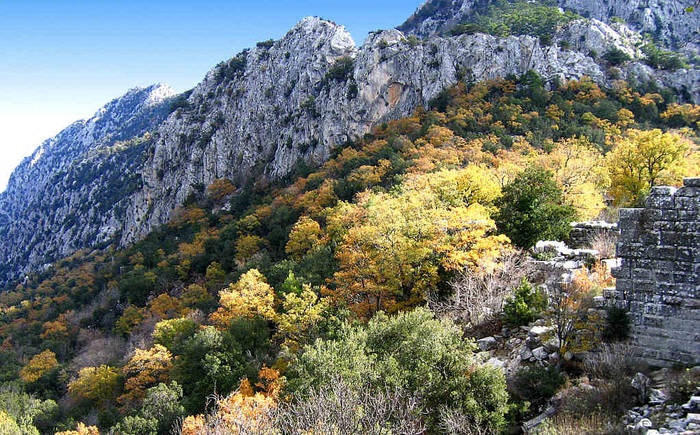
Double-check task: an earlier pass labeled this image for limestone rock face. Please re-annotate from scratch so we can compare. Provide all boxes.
[0,84,175,282]
[1,7,699,285]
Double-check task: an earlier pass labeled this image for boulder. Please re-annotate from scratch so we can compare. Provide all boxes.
[477,336,498,352]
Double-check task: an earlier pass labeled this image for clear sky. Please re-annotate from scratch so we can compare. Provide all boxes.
[0,0,422,191]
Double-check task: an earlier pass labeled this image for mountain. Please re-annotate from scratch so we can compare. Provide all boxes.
[1,3,699,286]
[0,84,175,282]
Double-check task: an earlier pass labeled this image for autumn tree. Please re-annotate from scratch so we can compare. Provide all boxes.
[118,344,174,408]
[55,423,100,435]
[210,269,275,327]
[19,350,58,383]
[539,137,609,219]
[332,172,509,317]
[607,129,694,206]
[206,178,236,202]
[149,294,184,320]
[68,365,122,409]
[285,216,324,261]
[275,285,328,349]
[114,305,146,336]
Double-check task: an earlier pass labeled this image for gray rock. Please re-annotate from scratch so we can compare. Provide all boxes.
[635,418,653,430]
[648,388,668,405]
[477,336,498,351]
[532,346,548,361]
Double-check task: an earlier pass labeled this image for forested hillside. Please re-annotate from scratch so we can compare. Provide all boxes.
[1,72,698,434]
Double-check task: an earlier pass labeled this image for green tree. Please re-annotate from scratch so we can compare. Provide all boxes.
[495,167,576,248]
[152,317,198,355]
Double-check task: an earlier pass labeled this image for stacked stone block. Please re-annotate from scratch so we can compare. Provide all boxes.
[607,178,699,367]
[566,221,619,249]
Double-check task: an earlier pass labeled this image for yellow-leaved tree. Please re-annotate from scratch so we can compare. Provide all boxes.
[275,285,328,349]
[332,168,510,318]
[19,349,58,383]
[68,365,122,410]
[54,423,100,435]
[118,344,173,408]
[285,216,324,261]
[540,137,609,219]
[210,269,275,327]
[607,129,695,206]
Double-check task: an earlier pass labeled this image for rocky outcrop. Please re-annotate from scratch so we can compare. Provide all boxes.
[0,85,174,282]
[400,0,700,54]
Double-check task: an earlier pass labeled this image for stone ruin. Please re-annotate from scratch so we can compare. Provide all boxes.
[606,178,699,367]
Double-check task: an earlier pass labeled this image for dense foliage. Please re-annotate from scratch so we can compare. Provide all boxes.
[450,0,579,44]
[0,71,698,433]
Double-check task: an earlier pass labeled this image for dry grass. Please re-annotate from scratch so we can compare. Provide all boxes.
[588,230,618,259]
[534,412,617,435]
[428,250,530,331]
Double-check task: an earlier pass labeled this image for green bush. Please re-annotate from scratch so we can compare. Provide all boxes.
[511,365,566,413]
[642,42,687,71]
[602,307,630,342]
[325,56,354,82]
[286,308,509,432]
[603,48,632,65]
[503,279,547,327]
[451,0,578,44]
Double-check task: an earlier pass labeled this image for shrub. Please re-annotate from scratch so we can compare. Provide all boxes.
[430,251,531,330]
[256,39,275,49]
[588,230,617,260]
[325,56,354,82]
[286,308,509,431]
[602,307,630,342]
[603,48,632,65]
[511,365,566,413]
[642,42,687,71]
[503,279,547,327]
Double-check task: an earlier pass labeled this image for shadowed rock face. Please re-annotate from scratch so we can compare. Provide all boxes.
[1,7,699,286]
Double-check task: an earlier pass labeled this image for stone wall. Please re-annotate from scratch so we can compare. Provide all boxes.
[566,221,619,249]
[606,178,699,367]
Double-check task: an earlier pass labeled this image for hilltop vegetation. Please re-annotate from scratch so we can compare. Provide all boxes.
[1,73,699,434]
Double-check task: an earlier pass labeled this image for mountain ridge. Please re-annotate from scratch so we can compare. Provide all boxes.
[1,5,699,287]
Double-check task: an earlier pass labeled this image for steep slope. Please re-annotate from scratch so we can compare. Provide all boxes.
[400,0,700,55]
[0,84,174,282]
[121,16,698,246]
[2,8,699,286]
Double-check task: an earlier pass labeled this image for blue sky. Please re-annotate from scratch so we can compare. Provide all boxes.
[0,0,422,191]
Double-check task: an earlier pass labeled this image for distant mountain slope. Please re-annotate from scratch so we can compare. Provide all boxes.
[0,84,174,282]
[2,3,699,286]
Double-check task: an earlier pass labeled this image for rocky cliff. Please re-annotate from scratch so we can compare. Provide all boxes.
[0,84,174,281]
[1,5,699,286]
